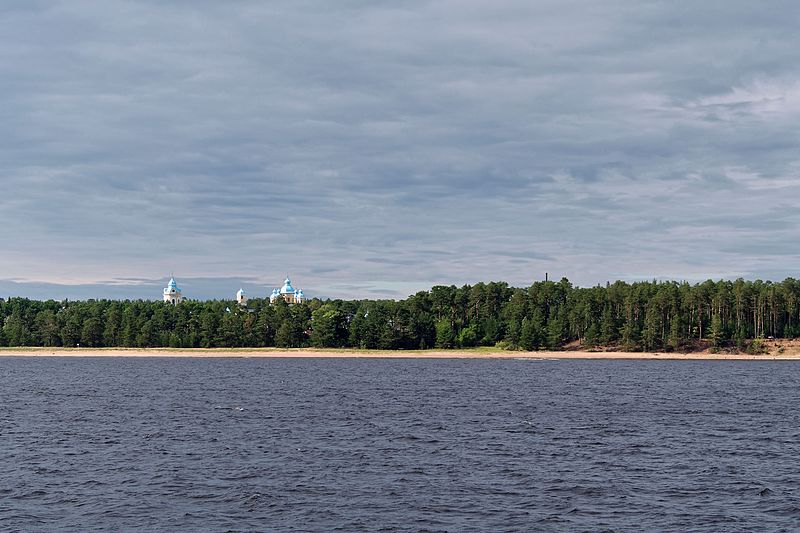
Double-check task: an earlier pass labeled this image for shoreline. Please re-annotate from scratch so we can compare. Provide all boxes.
[0,347,798,360]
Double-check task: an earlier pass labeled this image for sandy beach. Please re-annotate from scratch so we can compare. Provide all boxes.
[1,347,800,360]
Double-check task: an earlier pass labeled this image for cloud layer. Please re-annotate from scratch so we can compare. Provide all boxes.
[2,1,800,300]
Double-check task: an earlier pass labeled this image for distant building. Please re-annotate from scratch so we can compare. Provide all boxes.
[236,288,248,306]
[163,277,183,304]
[269,276,305,304]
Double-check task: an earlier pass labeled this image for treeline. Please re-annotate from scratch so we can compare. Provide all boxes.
[1,278,800,351]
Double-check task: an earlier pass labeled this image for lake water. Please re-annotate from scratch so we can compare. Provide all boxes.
[2,357,800,532]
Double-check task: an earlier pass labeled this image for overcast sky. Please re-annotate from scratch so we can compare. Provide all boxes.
[2,1,800,300]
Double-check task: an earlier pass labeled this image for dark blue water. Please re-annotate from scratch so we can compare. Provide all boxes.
[2,357,800,532]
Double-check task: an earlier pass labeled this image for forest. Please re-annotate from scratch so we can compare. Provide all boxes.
[1,278,799,352]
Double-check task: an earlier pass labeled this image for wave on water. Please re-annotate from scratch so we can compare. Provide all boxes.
[213,405,244,411]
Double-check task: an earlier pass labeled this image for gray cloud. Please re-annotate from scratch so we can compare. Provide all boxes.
[2,1,800,300]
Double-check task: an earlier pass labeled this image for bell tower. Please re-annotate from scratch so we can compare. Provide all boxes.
[163,277,183,304]
[236,288,248,306]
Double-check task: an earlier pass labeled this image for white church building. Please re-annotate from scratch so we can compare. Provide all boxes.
[236,288,248,306]
[270,276,305,304]
[163,277,183,304]
[162,275,304,305]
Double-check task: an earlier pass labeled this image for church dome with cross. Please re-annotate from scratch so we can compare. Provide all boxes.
[163,277,183,305]
[270,276,305,304]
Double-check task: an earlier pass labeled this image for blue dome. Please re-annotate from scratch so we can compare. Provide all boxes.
[166,277,180,292]
[280,277,295,294]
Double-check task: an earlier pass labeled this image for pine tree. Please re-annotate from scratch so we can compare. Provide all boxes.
[435,319,455,349]
[584,323,599,348]
[600,305,616,345]
[642,304,662,351]
[668,315,683,351]
[546,306,566,348]
[710,314,725,347]
[520,317,539,351]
